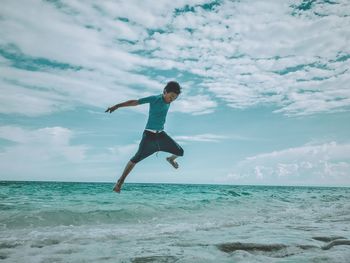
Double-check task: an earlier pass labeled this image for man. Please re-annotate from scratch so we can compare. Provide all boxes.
[105,81,184,193]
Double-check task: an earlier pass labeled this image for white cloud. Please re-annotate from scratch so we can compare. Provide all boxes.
[0,125,90,181]
[1,0,349,118]
[174,133,228,143]
[107,143,138,157]
[0,81,70,116]
[0,64,162,114]
[223,141,350,186]
[0,0,161,115]
[172,94,217,115]
[138,0,350,116]
[0,125,88,162]
[0,125,145,181]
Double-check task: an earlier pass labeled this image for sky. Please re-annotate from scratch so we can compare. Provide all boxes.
[0,0,350,186]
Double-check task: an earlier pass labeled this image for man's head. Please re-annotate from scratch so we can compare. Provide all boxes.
[163,81,181,103]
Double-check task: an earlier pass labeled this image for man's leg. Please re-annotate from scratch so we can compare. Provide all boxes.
[113,131,158,193]
[159,132,184,169]
[113,161,136,193]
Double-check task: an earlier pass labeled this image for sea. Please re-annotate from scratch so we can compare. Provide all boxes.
[0,181,350,263]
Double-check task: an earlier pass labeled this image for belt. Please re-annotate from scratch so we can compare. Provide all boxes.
[145,129,163,133]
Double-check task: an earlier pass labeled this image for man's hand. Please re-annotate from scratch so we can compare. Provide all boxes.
[105,105,118,113]
[105,100,138,113]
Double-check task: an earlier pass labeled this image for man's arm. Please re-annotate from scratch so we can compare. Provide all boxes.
[105,100,139,113]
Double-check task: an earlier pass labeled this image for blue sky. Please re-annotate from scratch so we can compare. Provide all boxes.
[1,0,350,186]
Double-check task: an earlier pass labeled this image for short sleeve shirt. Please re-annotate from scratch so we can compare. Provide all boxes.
[138,94,170,131]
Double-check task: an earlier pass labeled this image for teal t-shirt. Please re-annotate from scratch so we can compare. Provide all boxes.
[138,94,170,131]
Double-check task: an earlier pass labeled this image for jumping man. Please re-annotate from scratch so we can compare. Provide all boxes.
[105,81,184,193]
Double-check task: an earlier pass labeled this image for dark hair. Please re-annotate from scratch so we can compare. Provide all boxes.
[164,81,181,95]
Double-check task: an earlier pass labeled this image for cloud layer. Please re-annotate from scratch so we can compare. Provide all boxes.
[1,0,349,116]
[224,141,350,186]
[1,1,349,185]
[0,126,87,179]
[0,125,139,181]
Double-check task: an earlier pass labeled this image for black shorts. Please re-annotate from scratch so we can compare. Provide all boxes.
[130,130,184,164]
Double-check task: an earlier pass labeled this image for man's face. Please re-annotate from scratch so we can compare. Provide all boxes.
[163,91,178,103]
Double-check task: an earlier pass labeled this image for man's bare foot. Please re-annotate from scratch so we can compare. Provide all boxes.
[166,157,179,169]
[113,179,123,193]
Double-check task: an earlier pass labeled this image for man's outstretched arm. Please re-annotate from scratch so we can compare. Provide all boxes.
[105,100,139,113]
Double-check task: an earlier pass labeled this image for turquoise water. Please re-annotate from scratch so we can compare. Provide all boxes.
[1,181,350,262]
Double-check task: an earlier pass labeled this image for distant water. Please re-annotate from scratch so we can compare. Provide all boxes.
[1,181,350,263]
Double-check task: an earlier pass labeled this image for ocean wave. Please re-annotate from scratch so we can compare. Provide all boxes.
[131,255,178,263]
[217,237,350,258]
[321,239,350,250]
[1,208,160,228]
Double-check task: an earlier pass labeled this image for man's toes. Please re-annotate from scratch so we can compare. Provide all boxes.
[166,157,180,169]
[113,180,122,193]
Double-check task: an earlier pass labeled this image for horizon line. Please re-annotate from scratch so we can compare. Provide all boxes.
[1,180,349,188]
